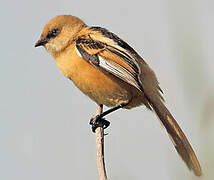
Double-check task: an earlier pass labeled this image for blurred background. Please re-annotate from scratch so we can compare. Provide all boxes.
[0,0,213,179]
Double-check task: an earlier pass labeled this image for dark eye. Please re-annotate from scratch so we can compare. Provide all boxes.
[46,28,59,39]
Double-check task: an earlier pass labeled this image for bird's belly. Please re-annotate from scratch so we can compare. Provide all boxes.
[56,54,132,107]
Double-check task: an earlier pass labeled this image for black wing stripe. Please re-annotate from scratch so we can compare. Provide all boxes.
[76,43,100,66]
[76,38,105,50]
[107,47,139,74]
[108,45,133,60]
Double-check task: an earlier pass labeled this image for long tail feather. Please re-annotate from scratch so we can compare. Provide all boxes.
[145,94,202,176]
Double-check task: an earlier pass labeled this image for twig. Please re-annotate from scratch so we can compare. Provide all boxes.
[94,105,108,180]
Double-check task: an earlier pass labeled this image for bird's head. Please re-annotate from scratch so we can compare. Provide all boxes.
[35,15,85,57]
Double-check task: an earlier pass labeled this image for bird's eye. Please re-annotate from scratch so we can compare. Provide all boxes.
[46,28,59,39]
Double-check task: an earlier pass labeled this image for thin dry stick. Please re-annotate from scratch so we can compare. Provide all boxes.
[94,105,108,180]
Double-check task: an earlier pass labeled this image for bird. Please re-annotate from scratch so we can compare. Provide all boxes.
[35,15,202,176]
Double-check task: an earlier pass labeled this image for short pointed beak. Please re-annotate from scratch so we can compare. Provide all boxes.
[35,38,47,47]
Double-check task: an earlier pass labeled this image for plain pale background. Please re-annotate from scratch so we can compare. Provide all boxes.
[1,0,213,180]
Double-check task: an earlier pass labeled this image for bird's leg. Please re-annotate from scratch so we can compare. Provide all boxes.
[90,104,110,133]
[89,103,128,132]
[98,102,129,119]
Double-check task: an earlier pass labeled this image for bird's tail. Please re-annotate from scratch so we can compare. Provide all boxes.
[145,93,202,176]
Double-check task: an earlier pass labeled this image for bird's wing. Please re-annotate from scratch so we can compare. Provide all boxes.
[75,27,144,91]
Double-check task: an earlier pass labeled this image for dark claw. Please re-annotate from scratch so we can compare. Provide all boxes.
[89,115,110,133]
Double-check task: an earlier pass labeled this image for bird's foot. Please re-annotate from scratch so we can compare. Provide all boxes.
[89,115,110,133]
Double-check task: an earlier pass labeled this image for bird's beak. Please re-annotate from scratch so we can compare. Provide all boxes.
[35,38,47,47]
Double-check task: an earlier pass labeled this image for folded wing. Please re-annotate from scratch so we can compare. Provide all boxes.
[75,35,143,91]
